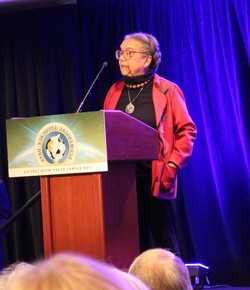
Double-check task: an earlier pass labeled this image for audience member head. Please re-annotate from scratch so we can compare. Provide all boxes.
[129,248,192,290]
[7,252,149,290]
[0,261,34,290]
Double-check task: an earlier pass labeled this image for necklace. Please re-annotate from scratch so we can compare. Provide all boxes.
[125,87,144,114]
[126,80,149,89]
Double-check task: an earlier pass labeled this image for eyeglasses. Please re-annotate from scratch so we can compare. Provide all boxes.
[115,49,149,60]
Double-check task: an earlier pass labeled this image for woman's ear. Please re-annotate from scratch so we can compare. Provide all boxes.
[144,55,153,68]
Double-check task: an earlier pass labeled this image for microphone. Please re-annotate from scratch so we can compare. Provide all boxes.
[76,61,108,113]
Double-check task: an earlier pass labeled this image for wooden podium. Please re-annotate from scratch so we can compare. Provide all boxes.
[40,110,157,269]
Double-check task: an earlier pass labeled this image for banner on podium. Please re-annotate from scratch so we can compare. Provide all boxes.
[6,112,108,177]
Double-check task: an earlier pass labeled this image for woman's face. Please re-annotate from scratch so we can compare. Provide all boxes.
[118,38,152,77]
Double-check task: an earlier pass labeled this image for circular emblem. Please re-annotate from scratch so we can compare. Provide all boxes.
[35,122,76,165]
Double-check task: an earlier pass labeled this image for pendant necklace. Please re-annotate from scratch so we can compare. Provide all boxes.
[125,86,144,114]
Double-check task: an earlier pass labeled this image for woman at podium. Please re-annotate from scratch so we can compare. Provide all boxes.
[104,32,197,255]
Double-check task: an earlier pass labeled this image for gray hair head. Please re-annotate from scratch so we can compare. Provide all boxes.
[124,32,161,72]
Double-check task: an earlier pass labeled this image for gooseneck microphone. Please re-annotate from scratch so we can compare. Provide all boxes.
[76,61,108,113]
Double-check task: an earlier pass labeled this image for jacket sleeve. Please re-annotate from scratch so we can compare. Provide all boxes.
[167,84,197,169]
[152,81,197,199]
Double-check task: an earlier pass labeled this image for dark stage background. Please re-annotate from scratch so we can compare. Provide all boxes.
[0,0,249,287]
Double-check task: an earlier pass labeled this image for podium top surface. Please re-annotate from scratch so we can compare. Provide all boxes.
[103,110,158,161]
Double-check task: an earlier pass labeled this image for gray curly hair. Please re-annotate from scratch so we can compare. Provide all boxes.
[124,32,162,72]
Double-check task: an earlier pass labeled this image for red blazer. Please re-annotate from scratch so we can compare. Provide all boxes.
[104,74,197,199]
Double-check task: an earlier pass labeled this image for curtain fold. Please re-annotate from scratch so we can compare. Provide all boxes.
[0,0,249,286]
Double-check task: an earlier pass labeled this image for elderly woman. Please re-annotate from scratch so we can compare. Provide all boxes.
[104,32,197,254]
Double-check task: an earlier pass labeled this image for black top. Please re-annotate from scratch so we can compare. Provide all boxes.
[115,80,156,129]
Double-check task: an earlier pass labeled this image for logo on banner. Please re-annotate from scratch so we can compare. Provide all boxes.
[34,122,76,165]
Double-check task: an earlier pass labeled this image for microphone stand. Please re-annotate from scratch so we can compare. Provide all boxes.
[76,61,108,113]
[0,190,41,235]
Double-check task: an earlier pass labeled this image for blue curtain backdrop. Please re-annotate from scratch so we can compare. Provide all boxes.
[0,0,249,286]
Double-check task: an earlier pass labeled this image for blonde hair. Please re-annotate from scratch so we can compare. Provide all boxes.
[0,262,34,290]
[124,32,161,72]
[129,248,193,290]
[7,253,149,290]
